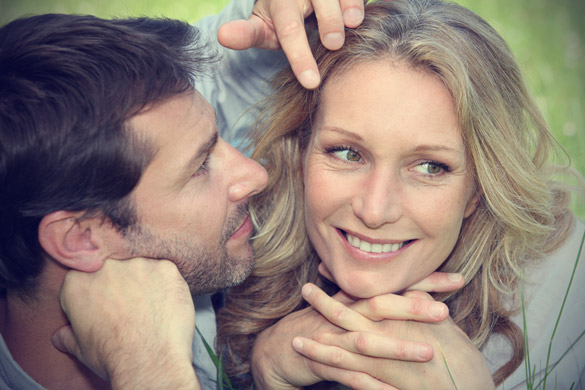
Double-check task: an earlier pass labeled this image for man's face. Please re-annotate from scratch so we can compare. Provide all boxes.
[116,90,267,295]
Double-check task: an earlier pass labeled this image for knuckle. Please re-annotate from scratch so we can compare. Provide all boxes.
[410,298,425,315]
[426,271,442,283]
[313,330,328,344]
[353,332,370,353]
[159,260,179,275]
[277,19,304,40]
[331,305,348,322]
[330,349,344,365]
[394,340,408,359]
[403,290,427,299]
[367,295,382,313]
[347,374,368,389]
[308,359,325,376]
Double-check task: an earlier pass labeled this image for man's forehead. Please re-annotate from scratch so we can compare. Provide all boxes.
[127,89,216,145]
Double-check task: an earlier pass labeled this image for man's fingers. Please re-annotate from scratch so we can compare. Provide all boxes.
[406,272,464,293]
[217,0,368,89]
[217,13,279,51]
[312,0,345,49]
[217,20,258,50]
[51,324,107,379]
[340,0,365,28]
[51,325,78,355]
[267,1,320,89]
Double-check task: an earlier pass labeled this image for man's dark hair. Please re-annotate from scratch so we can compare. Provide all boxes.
[0,14,215,292]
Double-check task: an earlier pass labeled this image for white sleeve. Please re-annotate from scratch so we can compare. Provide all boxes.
[486,219,585,389]
[194,0,287,151]
[192,294,219,390]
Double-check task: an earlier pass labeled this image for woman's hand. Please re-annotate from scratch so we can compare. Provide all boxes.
[294,287,495,389]
[218,0,366,89]
[250,272,464,389]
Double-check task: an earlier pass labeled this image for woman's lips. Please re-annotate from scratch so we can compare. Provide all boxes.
[337,228,415,262]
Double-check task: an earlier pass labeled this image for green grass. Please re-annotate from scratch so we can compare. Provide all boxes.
[456,0,585,220]
[0,0,230,24]
[520,229,584,390]
[2,0,583,218]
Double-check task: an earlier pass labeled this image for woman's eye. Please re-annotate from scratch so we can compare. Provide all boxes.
[414,161,448,175]
[331,148,362,162]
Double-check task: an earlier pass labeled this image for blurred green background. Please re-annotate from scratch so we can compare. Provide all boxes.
[2,0,584,219]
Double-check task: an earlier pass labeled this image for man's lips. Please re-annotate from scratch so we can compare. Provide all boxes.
[229,215,253,241]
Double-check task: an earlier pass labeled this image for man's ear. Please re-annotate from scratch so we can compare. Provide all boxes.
[38,210,108,272]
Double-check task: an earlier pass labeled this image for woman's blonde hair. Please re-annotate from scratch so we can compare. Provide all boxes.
[217,0,575,386]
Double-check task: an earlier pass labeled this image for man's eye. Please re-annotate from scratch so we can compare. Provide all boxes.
[193,154,210,177]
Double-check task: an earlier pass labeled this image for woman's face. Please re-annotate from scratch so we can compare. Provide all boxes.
[302,61,478,298]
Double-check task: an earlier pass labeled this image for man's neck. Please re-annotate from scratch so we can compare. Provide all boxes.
[0,262,109,390]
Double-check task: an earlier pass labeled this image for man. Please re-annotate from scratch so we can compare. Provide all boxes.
[0,10,277,388]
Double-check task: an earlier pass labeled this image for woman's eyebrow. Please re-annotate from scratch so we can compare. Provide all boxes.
[413,144,459,153]
[319,126,364,141]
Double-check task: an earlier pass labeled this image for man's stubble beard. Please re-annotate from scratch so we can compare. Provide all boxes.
[121,205,255,295]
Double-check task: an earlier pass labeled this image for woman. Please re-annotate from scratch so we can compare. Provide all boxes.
[217,0,585,388]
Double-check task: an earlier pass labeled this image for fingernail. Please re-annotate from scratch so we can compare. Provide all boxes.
[431,303,445,319]
[302,283,312,298]
[448,273,463,283]
[298,70,320,89]
[343,8,364,27]
[416,344,432,361]
[292,337,304,351]
[51,332,65,352]
[323,32,344,49]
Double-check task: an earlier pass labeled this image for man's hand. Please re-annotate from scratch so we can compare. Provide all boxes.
[52,258,200,390]
[250,272,465,389]
[218,0,366,89]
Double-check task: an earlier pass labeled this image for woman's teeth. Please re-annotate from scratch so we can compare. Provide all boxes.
[346,232,408,254]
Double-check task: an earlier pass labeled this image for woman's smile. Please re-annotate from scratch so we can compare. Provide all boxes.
[340,228,415,255]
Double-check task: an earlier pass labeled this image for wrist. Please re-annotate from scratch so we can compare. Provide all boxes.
[251,330,302,390]
[109,349,199,390]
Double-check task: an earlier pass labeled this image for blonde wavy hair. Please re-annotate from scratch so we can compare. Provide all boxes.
[217,0,575,386]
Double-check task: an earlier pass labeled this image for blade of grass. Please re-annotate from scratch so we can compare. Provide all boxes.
[195,326,235,390]
[541,229,584,389]
[437,341,458,390]
[521,281,533,389]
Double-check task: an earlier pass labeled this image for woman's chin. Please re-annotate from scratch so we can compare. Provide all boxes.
[338,280,395,300]
[333,269,412,299]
